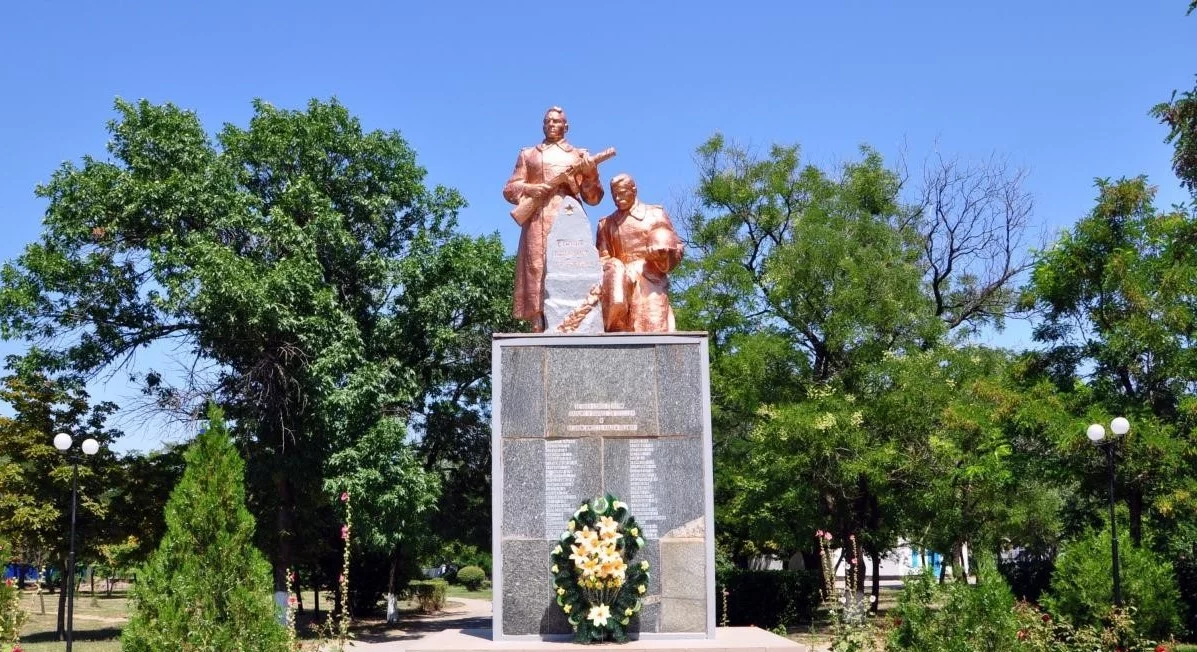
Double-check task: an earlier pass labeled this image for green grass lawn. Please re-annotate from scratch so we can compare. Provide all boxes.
[444,582,493,602]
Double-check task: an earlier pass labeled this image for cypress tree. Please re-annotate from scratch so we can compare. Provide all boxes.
[122,404,288,651]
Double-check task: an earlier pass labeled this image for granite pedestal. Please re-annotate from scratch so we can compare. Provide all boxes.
[492,333,715,641]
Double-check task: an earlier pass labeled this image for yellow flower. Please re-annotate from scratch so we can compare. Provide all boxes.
[629,527,639,537]
[597,516,620,538]
[567,520,576,532]
[551,564,559,573]
[637,585,646,594]
[640,560,650,570]
[625,608,633,616]
[557,587,565,596]
[553,545,562,554]
[563,603,572,614]
[587,604,612,627]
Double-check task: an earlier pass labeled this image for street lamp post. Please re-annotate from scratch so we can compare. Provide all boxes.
[53,432,99,652]
[1086,416,1129,608]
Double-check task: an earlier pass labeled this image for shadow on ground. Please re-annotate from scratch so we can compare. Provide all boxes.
[352,611,493,643]
[21,627,123,643]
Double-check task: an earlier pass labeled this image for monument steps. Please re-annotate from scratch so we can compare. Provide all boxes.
[404,626,805,652]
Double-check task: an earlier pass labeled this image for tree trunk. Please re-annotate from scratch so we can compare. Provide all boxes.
[273,473,295,624]
[952,542,967,583]
[295,570,304,614]
[55,562,67,641]
[386,543,402,624]
[870,548,881,614]
[1128,488,1143,547]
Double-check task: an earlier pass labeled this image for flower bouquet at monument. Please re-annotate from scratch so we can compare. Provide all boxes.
[550,494,651,643]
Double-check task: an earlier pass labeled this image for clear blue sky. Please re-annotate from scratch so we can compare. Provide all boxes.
[1,1,1195,451]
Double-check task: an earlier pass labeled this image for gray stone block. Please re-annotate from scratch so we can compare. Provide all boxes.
[501,347,546,438]
[501,539,570,635]
[660,540,706,601]
[545,345,659,438]
[541,438,603,540]
[655,344,704,437]
[602,438,707,539]
[502,440,546,538]
[660,597,706,633]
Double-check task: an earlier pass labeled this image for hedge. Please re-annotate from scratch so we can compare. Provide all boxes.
[409,579,448,613]
[715,569,822,629]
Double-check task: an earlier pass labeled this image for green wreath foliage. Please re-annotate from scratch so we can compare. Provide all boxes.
[550,494,652,643]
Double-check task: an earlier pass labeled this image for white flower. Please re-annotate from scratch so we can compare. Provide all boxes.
[587,604,612,627]
[813,413,837,431]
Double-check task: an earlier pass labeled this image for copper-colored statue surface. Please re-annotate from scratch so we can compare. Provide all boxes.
[596,174,684,332]
[503,107,605,332]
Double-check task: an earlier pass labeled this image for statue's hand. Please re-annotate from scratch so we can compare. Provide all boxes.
[574,155,597,178]
[524,183,553,199]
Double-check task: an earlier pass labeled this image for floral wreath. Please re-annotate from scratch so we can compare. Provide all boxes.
[550,494,651,643]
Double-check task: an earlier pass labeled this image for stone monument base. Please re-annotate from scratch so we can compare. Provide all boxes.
[405,627,806,652]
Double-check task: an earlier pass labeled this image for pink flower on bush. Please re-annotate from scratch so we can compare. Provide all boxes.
[4,578,12,586]
[341,524,349,541]
[815,530,824,538]
[288,594,298,607]
[340,491,349,503]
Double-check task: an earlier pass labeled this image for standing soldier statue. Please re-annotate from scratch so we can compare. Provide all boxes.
[503,107,612,332]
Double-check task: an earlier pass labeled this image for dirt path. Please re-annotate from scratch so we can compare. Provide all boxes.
[349,597,492,649]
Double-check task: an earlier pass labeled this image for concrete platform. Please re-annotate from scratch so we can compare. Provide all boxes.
[404,627,805,652]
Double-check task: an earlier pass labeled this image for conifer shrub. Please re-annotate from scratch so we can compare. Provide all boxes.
[122,404,288,651]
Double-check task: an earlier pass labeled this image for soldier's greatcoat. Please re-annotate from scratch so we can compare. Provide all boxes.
[503,141,603,323]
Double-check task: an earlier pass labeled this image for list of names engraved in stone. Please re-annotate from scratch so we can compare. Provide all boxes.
[629,439,663,539]
[567,402,638,434]
[544,439,581,539]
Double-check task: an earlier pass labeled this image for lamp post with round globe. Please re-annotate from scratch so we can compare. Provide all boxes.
[1086,416,1129,608]
[53,432,100,651]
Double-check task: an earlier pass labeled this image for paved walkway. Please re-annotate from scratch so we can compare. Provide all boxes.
[349,597,493,650]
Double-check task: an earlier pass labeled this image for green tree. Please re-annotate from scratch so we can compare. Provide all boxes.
[0,368,120,639]
[1026,177,1197,546]
[677,136,1043,601]
[875,347,1069,578]
[324,419,439,623]
[0,97,512,594]
[677,136,939,593]
[122,404,288,651]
